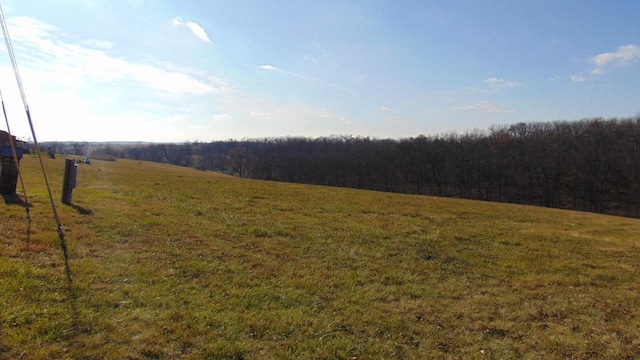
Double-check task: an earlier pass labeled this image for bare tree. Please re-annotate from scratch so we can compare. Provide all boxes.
[228,147,250,177]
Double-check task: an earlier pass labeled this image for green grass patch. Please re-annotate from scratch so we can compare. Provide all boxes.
[2,156,640,359]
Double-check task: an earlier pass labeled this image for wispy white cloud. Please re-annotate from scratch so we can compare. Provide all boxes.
[0,15,363,141]
[249,111,271,117]
[212,113,232,122]
[571,75,586,83]
[452,100,513,113]
[591,44,640,74]
[378,106,392,112]
[259,64,356,95]
[484,77,518,89]
[592,44,640,67]
[0,15,230,141]
[318,108,333,117]
[128,63,217,95]
[88,39,114,50]
[260,65,279,71]
[303,55,318,64]
[171,16,212,44]
[7,16,218,96]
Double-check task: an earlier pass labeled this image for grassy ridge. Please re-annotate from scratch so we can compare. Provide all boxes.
[2,157,640,359]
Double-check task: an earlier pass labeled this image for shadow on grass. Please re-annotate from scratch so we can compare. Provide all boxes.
[2,193,28,206]
[2,193,33,247]
[65,203,93,215]
[5,196,86,355]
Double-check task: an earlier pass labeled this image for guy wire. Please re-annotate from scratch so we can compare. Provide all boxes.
[0,89,32,246]
[0,4,72,283]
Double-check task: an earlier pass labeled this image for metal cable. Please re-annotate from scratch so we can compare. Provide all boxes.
[0,90,32,245]
[0,4,72,282]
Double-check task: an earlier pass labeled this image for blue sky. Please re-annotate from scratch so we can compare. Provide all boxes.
[0,0,638,142]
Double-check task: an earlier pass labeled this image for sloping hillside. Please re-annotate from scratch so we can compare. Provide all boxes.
[2,157,640,359]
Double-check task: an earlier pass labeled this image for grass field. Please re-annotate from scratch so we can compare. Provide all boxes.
[2,156,640,359]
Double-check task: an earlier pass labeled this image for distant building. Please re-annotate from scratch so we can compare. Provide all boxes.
[0,130,24,194]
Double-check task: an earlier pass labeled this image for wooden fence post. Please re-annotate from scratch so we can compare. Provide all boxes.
[62,159,77,204]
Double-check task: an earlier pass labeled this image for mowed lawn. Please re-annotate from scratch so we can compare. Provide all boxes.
[2,156,640,359]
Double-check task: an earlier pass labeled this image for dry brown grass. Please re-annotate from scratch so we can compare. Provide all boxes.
[2,156,640,359]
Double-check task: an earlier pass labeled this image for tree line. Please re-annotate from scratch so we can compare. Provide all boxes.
[88,116,640,218]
